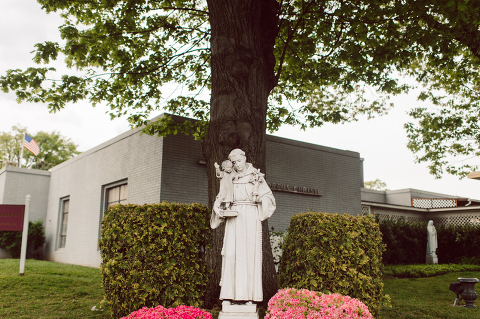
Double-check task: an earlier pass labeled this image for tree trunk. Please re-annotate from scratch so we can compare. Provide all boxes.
[202,0,280,308]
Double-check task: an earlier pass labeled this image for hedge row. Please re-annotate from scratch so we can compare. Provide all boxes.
[384,264,480,278]
[278,212,388,318]
[99,202,211,319]
[378,218,428,265]
[379,217,480,265]
[436,223,480,264]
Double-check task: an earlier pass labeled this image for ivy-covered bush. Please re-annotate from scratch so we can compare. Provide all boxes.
[99,202,211,319]
[0,220,46,259]
[378,218,428,265]
[278,212,388,318]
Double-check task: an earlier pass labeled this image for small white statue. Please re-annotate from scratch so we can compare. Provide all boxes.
[426,220,438,264]
[214,160,235,212]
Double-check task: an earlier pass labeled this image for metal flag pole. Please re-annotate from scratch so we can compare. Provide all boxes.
[19,194,30,275]
[19,134,25,168]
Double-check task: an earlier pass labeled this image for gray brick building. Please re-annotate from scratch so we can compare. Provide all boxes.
[1,117,363,267]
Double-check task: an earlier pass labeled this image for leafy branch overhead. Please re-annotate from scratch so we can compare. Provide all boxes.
[2,0,480,177]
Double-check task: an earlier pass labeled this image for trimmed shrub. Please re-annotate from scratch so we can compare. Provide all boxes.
[0,220,46,259]
[378,218,427,265]
[278,212,388,318]
[99,202,211,319]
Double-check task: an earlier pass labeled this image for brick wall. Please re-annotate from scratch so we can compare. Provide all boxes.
[266,135,361,231]
[161,133,208,205]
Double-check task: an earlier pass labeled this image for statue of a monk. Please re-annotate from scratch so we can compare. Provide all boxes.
[211,149,276,303]
[426,220,438,264]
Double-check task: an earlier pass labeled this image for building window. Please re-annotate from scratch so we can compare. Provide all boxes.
[99,179,128,239]
[101,180,128,221]
[59,198,69,249]
[106,183,128,208]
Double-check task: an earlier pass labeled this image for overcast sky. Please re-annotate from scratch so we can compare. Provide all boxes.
[2,0,480,200]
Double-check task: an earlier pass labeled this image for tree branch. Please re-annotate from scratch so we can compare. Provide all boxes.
[275,0,318,80]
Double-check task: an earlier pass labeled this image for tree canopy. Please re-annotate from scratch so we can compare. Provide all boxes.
[0,126,80,170]
[364,179,388,191]
[2,0,480,177]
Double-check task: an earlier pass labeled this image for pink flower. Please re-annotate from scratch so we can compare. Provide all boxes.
[121,305,212,319]
[265,288,372,319]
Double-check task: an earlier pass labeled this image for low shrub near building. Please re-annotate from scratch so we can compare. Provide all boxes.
[278,212,388,318]
[0,220,45,259]
[99,202,211,319]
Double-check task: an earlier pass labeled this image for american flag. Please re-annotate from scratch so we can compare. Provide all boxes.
[24,133,40,156]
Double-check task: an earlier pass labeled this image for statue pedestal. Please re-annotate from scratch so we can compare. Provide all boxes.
[426,254,438,264]
[218,303,259,319]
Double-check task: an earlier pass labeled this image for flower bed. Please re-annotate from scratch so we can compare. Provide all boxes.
[266,288,372,319]
[121,305,212,319]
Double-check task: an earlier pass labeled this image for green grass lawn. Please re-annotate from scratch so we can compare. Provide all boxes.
[2,259,480,318]
[382,270,480,319]
[0,259,106,318]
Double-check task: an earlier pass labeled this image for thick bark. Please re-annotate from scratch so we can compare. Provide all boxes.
[202,0,279,308]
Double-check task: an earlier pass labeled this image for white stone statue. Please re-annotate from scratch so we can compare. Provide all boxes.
[214,160,235,212]
[426,220,438,264]
[211,149,276,311]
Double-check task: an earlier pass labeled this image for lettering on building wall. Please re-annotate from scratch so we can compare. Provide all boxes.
[267,183,322,197]
[0,205,25,231]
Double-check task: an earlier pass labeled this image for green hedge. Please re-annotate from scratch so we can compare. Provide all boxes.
[436,223,480,264]
[0,220,45,258]
[384,263,480,278]
[378,218,480,265]
[99,202,211,318]
[278,212,388,318]
[378,218,427,265]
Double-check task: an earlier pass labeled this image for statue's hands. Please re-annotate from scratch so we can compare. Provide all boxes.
[214,162,220,169]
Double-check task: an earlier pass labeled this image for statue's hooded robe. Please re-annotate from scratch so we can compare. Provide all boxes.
[211,163,276,302]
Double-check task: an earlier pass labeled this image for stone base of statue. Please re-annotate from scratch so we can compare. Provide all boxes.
[426,253,438,264]
[218,302,259,319]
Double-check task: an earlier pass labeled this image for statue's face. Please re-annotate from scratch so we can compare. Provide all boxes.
[230,154,246,171]
[223,162,233,173]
